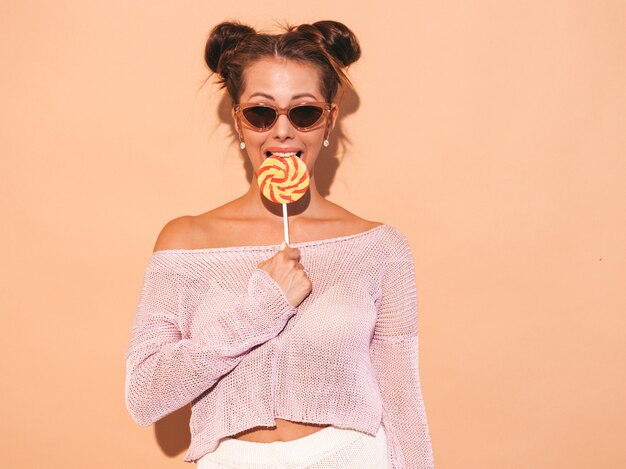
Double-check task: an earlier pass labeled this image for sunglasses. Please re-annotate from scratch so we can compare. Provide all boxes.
[234,101,332,132]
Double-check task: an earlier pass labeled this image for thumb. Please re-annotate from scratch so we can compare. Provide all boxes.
[279,241,288,251]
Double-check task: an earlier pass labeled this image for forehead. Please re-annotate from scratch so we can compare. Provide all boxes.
[241,58,323,102]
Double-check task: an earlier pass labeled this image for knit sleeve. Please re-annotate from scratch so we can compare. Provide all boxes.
[370,232,434,469]
[124,254,297,426]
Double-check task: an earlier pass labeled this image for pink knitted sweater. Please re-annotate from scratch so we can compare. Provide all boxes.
[124,223,434,468]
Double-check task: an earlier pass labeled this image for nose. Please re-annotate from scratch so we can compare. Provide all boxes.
[271,113,295,141]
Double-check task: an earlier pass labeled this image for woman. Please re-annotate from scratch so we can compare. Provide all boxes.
[125,20,434,468]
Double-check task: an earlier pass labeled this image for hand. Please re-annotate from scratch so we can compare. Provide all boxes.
[257,241,311,308]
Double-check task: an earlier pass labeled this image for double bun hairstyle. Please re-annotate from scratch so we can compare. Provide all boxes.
[203,20,361,104]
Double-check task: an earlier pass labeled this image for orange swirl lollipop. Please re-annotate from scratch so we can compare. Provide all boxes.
[257,154,309,245]
[258,154,310,203]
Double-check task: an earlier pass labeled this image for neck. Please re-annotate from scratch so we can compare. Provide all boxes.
[240,175,325,223]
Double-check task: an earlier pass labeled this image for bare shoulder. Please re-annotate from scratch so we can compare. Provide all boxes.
[359,218,385,231]
[152,215,199,252]
[152,209,236,251]
[344,217,384,235]
[326,202,384,233]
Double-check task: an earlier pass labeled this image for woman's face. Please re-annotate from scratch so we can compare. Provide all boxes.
[232,58,338,178]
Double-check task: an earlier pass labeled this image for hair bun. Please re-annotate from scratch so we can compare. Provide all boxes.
[312,20,361,67]
[204,21,256,76]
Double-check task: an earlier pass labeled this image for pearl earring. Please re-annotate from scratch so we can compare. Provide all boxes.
[240,141,246,150]
[323,138,330,147]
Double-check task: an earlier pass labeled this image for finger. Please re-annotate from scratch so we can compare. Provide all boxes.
[283,247,301,260]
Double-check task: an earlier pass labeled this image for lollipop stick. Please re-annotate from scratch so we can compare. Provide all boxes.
[282,203,290,245]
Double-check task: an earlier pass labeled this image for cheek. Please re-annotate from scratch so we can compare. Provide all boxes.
[304,132,325,149]
[243,131,266,148]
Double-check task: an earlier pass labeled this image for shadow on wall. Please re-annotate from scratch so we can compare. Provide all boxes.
[151,88,361,458]
[154,403,192,457]
[215,86,361,197]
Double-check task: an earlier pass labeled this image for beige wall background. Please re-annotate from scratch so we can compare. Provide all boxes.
[1,1,624,468]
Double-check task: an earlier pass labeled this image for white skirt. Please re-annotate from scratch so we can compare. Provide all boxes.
[195,424,391,469]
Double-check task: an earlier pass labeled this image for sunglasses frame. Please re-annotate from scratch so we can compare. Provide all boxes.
[233,101,333,132]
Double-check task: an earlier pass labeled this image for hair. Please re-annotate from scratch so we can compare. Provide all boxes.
[203,20,361,104]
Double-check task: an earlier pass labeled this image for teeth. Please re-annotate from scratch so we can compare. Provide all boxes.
[272,151,298,157]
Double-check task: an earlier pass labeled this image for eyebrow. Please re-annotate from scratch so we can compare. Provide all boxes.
[247,92,320,101]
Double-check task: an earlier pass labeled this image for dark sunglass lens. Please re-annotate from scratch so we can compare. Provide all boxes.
[289,106,323,128]
[243,106,277,129]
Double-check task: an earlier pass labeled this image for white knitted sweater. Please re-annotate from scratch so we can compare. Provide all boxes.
[125,223,434,468]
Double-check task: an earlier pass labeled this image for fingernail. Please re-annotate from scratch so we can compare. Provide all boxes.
[279,241,287,250]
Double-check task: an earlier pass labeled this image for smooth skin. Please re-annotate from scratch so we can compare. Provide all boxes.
[153,57,382,442]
